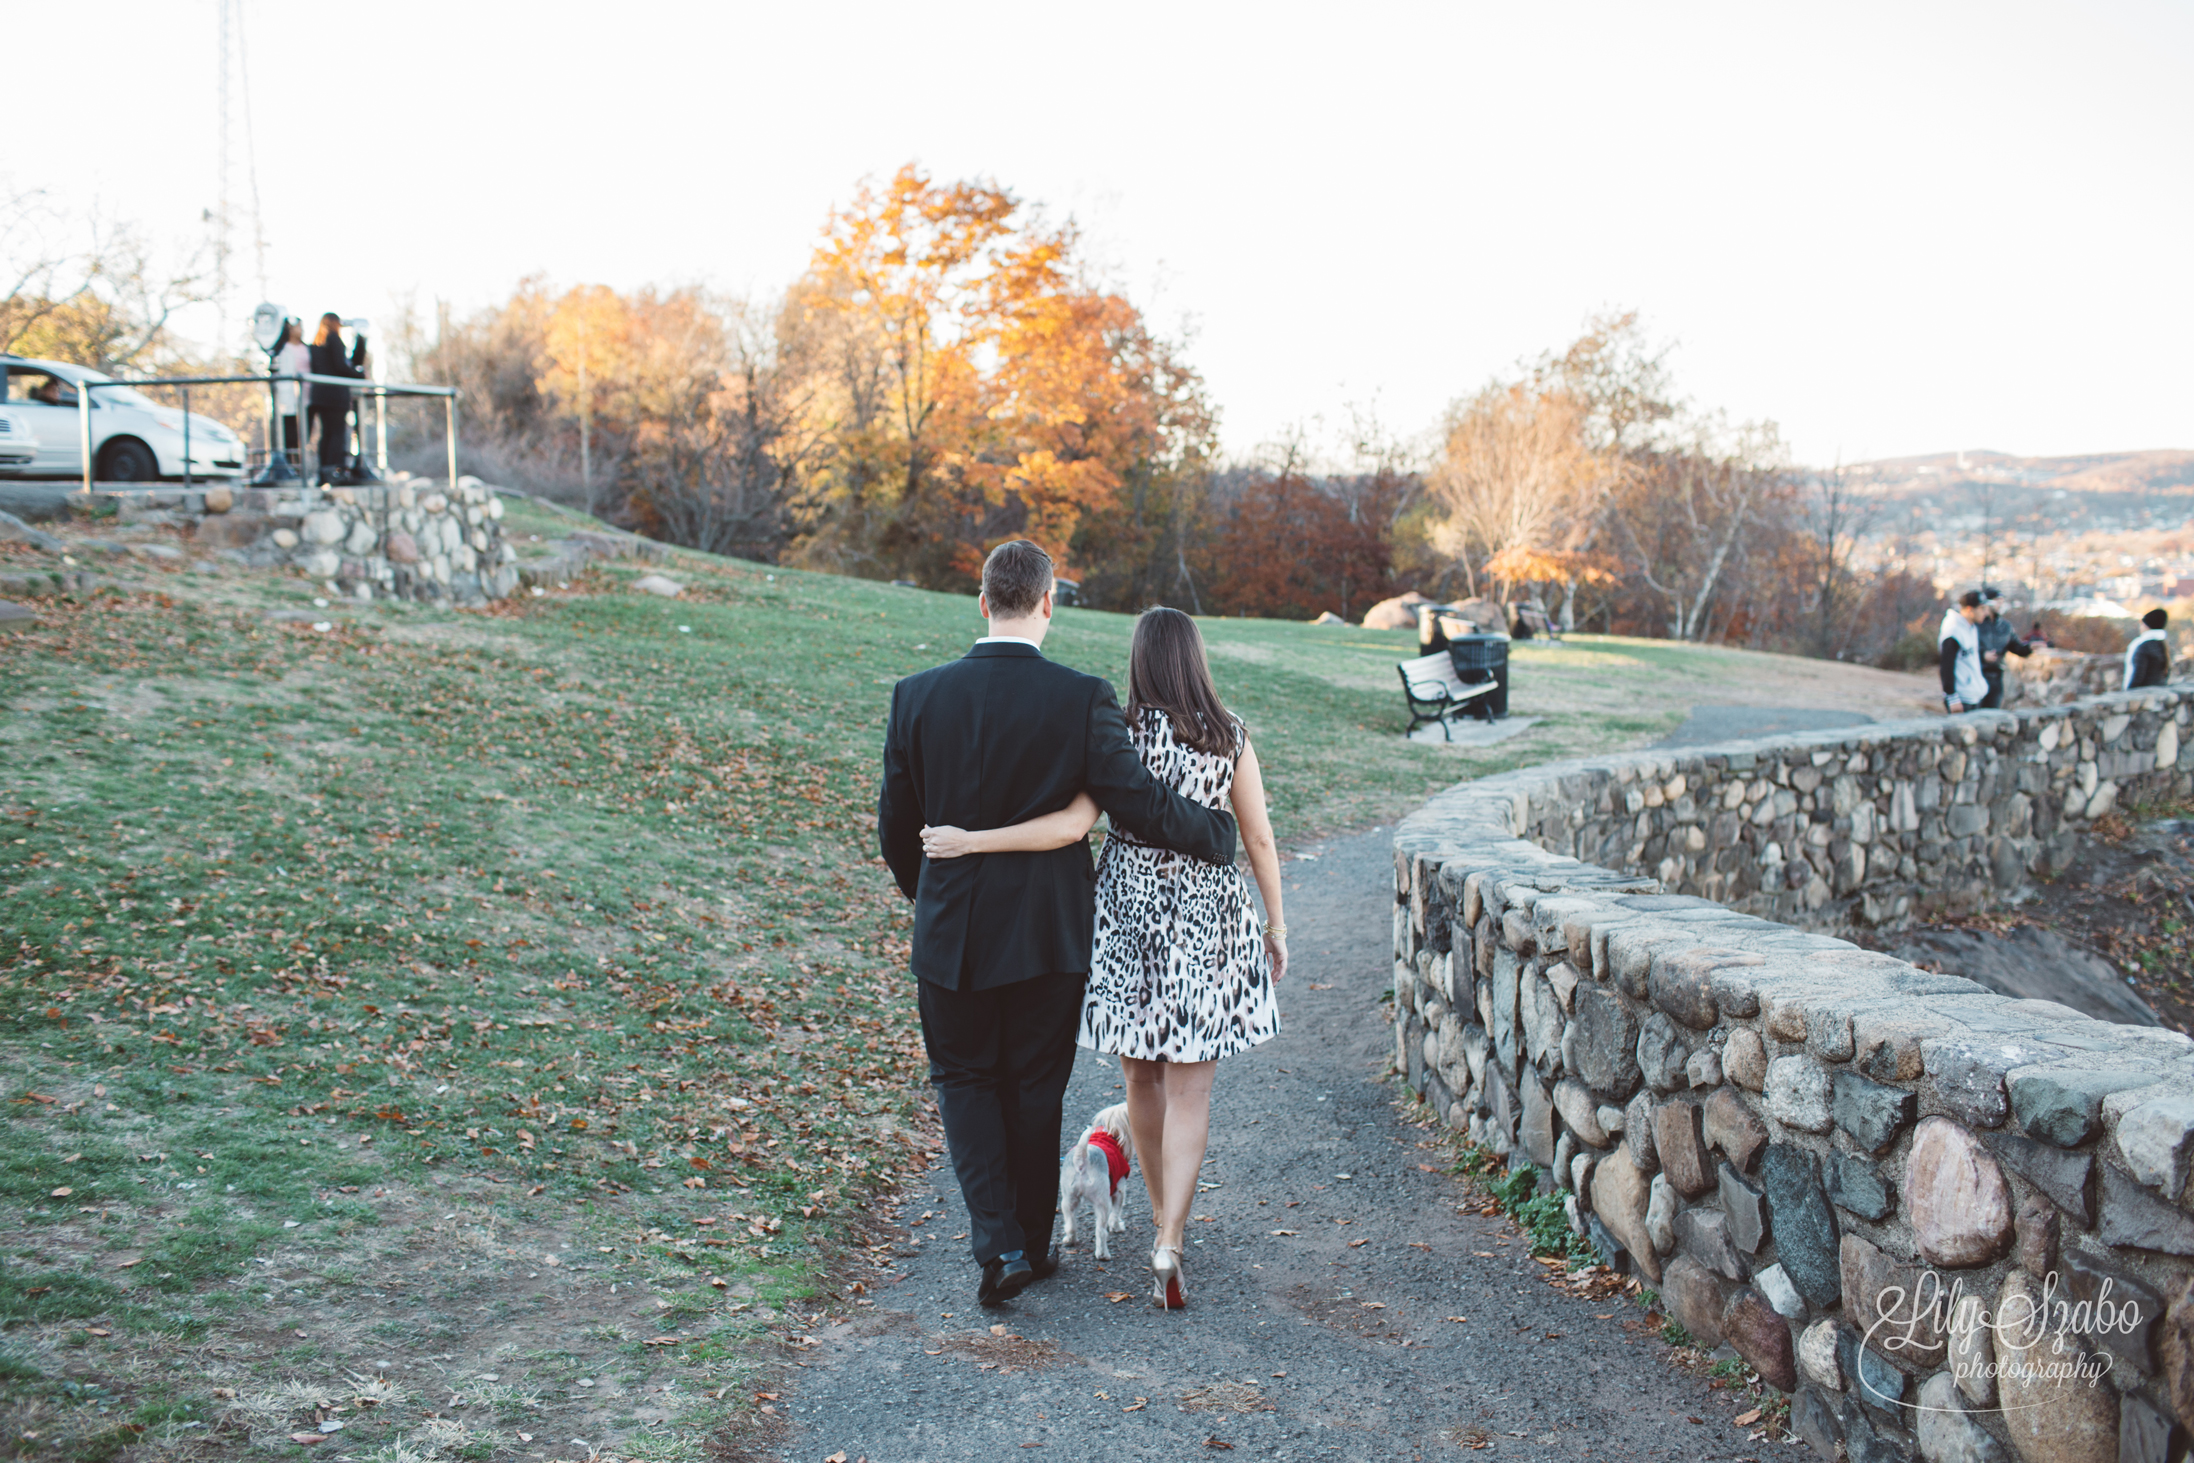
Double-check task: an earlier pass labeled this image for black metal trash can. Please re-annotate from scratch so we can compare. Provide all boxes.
[1447,634,1509,719]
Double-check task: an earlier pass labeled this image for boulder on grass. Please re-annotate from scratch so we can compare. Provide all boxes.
[1362,591,1433,630]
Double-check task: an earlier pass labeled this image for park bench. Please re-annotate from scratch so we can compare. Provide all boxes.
[1397,651,1496,740]
[1511,602,1562,641]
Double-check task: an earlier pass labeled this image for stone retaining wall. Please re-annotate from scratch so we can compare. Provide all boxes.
[1393,684,2194,1461]
[2009,647,2164,708]
[225,478,520,603]
[1509,691,2192,937]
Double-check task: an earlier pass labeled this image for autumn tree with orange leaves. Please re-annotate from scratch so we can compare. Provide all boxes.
[784,165,1215,590]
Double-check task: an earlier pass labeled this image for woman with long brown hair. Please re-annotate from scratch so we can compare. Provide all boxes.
[920,606,1286,1309]
[307,313,367,478]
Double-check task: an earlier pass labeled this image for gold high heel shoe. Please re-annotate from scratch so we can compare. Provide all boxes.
[1152,1245,1186,1310]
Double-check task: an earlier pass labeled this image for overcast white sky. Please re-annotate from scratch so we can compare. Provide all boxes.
[7,0,2189,468]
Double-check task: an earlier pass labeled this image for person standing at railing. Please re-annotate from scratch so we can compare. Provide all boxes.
[307,313,367,477]
[273,319,310,459]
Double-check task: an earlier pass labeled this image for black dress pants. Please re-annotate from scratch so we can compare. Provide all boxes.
[312,402,349,469]
[1980,674,2004,710]
[917,971,1084,1266]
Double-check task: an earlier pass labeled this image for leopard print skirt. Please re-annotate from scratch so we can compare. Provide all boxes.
[1077,711,1278,1063]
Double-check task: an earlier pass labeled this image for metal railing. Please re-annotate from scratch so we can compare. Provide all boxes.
[71,370,460,496]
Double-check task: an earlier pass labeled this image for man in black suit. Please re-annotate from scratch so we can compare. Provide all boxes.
[878,540,1237,1307]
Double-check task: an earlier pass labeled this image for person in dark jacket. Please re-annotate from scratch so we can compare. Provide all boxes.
[2126,608,2172,690]
[1977,589,2032,709]
[307,313,367,476]
[877,540,1237,1307]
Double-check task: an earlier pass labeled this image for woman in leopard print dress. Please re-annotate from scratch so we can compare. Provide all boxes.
[919,608,1286,1309]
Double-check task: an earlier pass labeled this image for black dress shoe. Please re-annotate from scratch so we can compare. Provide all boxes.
[1028,1248,1062,1282]
[978,1255,1034,1307]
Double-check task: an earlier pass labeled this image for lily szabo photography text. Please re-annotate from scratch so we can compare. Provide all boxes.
[1869,1268,2138,1407]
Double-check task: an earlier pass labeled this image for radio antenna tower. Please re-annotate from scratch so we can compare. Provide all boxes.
[215,0,230,346]
[213,0,270,355]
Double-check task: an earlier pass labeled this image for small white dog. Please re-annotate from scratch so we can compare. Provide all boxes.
[1058,1102,1133,1259]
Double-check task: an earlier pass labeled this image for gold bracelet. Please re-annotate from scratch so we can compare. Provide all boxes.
[1263,923,1286,939]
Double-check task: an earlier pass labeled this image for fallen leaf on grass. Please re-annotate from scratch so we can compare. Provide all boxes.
[1445,1316,1469,1323]
[1734,1408,1762,1426]
[1103,1292,1134,1303]
[827,1453,847,1463]
[1417,1163,1437,1172]
[1123,1398,1147,1412]
[1359,1301,1386,1310]
[1204,1440,1235,1450]
[49,1187,71,1198]
[1348,1238,1370,1248]
[288,1435,325,1446]
[1270,1229,1298,1236]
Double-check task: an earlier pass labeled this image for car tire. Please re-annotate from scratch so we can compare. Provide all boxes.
[98,438,159,483]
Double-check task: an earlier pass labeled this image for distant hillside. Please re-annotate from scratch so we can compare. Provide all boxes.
[1848,448,2194,496]
[1840,448,2194,538]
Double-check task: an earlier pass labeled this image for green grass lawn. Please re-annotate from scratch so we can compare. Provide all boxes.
[0,500,1916,1460]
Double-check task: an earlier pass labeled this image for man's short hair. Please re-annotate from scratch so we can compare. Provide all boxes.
[981,540,1054,618]
[2144,607,2169,630]
[1959,590,1985,609]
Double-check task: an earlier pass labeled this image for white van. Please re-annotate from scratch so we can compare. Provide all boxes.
[0,405,37,474]
[1,356,246,481]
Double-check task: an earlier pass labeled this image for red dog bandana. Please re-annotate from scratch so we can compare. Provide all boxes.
[1086,1130,1130,1196]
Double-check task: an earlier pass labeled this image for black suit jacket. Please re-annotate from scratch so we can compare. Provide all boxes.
[878,641,1238,991]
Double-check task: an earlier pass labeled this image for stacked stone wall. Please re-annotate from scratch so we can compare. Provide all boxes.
[1393,685,2194,1461]
[2008,648,2157,708]
[1510,693,2190,937]
[260,478,519,603]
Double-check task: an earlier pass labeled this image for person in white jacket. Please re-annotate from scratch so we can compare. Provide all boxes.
[272,319,310,461]
[1939,592,1991,713]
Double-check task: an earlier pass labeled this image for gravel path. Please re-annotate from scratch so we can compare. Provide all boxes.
[775,828,1768,1462]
